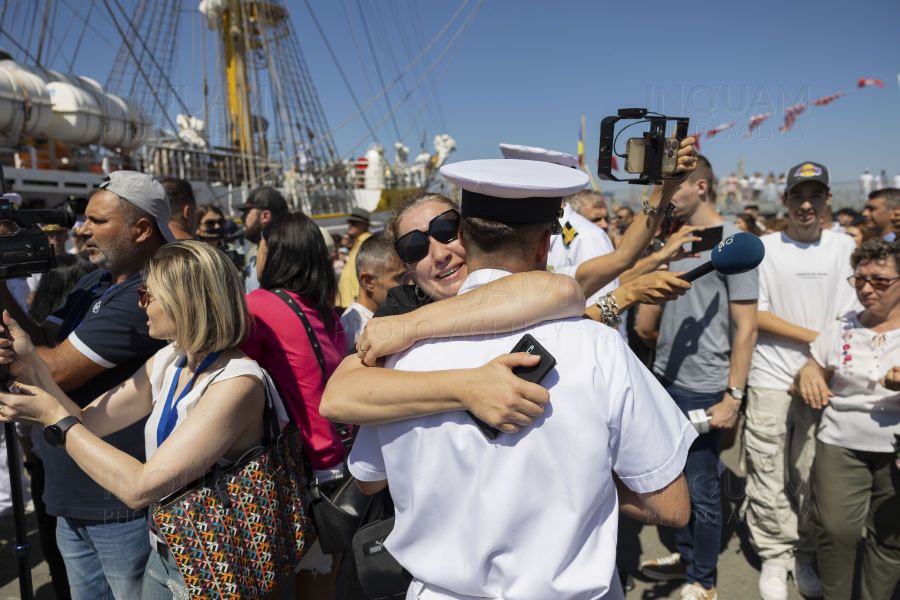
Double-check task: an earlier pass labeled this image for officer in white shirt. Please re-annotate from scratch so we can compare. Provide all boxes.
[348,158,697,600]
[500,144,618,306]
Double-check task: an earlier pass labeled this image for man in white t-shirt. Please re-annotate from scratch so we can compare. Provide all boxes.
[751,172,765,202]
[860,169,874,200]
[347,159,696,600]
[340,234,403,348]
[744,161,860,600]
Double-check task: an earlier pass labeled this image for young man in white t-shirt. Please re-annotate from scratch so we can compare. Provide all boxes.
[743,161,860,600]
[340,234,404,348]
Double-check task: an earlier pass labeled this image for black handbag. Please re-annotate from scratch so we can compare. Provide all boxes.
[268,289,371,555]
[352,493,411,600]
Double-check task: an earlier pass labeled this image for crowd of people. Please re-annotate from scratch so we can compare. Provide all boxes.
[0,145,896,600]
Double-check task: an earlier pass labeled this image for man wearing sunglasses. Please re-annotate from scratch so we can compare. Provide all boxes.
[744,161,861,600]
[347,158,696,600]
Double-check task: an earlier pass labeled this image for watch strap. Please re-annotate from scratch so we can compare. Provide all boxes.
[50,416,82,445]
[727,387,745,399]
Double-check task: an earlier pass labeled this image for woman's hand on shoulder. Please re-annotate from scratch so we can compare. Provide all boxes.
[357,315,419,366]
[460,353,550,433]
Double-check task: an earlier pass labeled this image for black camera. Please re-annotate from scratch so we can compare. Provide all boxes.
[597,108,689,185]
[0,164,75,280]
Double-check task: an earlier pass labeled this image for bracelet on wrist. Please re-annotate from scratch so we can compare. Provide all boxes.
[595,292,623,328]
[642,200,663,216]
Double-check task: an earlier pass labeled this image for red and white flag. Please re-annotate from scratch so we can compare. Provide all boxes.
[706,122,738,139]
[744,113,774,138]
[858,78,884,89]
[778,103,809,132]
[813,91,847,106]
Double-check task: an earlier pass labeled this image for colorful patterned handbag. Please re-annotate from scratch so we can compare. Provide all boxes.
[152,386,316,599]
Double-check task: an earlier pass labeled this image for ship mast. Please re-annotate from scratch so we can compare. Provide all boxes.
[222,0,255,182]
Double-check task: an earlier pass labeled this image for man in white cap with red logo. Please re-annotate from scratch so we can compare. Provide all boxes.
[348,157,697,600]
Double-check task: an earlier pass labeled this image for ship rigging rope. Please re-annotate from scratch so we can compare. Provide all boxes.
[303,0,381,146]
[400,3,476,141]
[219,0,482,196]
[105,0,194,117]
[408,0,447,132]
[300,0,471,155]
[341,0,378,132]
[353,0,403,142]
[50,0,119,51]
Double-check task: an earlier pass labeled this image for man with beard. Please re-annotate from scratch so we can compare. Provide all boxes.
[0,171,174,600]
[238,187,287,292]
[742,162,859,600]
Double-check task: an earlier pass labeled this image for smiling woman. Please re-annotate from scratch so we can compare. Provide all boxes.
[0,240,289,600]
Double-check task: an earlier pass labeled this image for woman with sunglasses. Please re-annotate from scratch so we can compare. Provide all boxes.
[0,241,286,599]
[322,182,693,431]
[794,238,900,599]
[195,204,246,271]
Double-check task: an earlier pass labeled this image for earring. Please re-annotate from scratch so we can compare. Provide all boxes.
[414,285,428,302]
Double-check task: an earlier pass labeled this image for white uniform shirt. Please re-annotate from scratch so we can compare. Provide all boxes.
[749,230,861,390]
[349,268,696,600]
[547,203,618,307]
[893,174,900,189]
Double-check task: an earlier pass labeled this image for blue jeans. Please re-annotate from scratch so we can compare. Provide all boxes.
[658,377,724,590]
[142,546,189,600]
[56,515,151,600]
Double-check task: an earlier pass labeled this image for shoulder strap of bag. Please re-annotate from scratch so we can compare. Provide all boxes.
[269,288,327,382]
[267,289,353,451]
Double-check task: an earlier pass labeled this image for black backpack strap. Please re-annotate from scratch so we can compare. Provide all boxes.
[267,289,353,451]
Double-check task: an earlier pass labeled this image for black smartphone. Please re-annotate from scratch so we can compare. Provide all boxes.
[468,334,557,440]
[691,226,723,254]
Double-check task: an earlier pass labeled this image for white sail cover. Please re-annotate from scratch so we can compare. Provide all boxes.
[198,0,227,30]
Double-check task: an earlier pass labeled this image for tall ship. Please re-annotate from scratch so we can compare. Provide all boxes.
[0,0,473,214]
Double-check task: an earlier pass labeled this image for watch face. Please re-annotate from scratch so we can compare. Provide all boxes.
[43,425,63,447]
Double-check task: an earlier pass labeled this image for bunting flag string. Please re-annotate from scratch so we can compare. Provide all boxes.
[706,122,738,139]
[858,78,884,89]
[813,92,846,106]
[745,112,774,138]
[778,103,809,132]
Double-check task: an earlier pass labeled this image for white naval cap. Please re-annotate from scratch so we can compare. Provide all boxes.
[499,143,578,168]
[440,159,588,224]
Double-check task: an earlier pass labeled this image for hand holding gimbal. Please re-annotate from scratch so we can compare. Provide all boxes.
[597,108,690,185]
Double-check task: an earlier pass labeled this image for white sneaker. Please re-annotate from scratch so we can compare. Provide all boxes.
[758,562,788,600]
[793,560,823,597]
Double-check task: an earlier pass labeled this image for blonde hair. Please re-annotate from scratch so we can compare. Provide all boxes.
[143,240,249,355]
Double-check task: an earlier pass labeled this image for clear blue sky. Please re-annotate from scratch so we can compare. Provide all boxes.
[26,0,900,188]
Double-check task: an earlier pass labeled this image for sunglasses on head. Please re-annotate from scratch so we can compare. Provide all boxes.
[138,285,155,309]
[393,209,460,264]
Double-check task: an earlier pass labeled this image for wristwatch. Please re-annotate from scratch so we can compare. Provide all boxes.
[726,387,745,400]
[43,416,82,448]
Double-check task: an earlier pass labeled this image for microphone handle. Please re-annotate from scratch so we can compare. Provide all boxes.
[679,261,715,283]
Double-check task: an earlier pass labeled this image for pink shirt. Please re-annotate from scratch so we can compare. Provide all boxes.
[242,289,348,469]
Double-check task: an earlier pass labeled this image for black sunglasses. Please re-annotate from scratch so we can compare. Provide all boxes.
[394,209,461,264]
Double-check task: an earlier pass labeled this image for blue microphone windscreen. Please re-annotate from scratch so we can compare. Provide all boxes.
[710,232,765,275]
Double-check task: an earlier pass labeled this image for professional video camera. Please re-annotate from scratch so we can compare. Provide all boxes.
[597,108,690,185]
[0,164,75,280]
[0,161,75,600]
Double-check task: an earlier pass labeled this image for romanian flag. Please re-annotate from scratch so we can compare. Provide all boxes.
[577,124,584,167]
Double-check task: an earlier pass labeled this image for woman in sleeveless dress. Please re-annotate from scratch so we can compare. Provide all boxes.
[0,241,286,599]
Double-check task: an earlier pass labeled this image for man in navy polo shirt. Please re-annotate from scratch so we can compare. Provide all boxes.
[0,171,173,600]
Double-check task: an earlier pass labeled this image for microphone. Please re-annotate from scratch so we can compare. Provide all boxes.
[679,232,765,283]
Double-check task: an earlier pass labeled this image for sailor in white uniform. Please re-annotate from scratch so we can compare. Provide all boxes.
[499,143,617,306]
[348,158,696,600]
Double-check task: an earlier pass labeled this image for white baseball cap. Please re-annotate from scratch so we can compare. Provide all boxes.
[98,171,176,242]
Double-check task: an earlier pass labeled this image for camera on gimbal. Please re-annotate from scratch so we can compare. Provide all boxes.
[0,164,75,280]
[597,108,690,185]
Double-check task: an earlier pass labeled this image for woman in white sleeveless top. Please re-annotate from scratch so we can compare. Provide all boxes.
[0,241,287,599]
